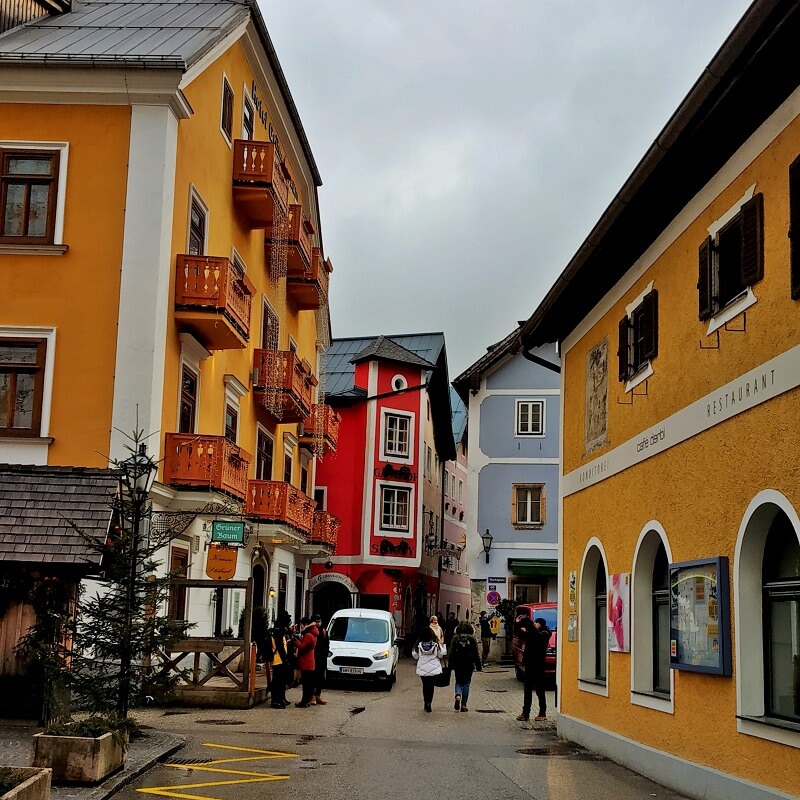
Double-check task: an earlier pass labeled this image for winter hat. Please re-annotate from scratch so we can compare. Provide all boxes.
[534,617,548,627]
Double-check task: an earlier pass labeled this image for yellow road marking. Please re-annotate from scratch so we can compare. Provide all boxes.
[137,742,297,800]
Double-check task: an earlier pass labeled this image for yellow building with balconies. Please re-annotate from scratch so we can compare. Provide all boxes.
[0,0,339,638]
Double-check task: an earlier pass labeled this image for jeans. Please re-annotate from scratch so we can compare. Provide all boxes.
[522,668,547,717]
[421,676,436,706]
[454,679,471,706]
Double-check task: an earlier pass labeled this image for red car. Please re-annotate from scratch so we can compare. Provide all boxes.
[512,602,557,685]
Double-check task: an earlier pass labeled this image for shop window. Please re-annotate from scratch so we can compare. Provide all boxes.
[0,338,46,437]
[652,546,670,694]
[0,149,59,244]
[512,484,545,529]
[698,193,763,320]
[516,399,544,436]
[595,562,607,682]
[579,543,608,692]
[618,290,658,382]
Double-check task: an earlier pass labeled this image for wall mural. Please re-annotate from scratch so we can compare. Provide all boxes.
[585,337,609,453]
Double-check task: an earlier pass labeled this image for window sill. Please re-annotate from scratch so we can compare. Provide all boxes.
[706,287,757,335]
[738,715,800,734]
[512,523,545,530]
[624,361,653,394]
[0,436,54,444]
[578,678,608,697]
[631,689,673,714]
[737,714,800,749]
[0,244,68,256]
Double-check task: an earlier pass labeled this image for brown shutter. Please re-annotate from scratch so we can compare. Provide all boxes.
[790,155,800,299]
[698,236,714,321]
[740,192,764,286]
[617,315,629,382]
[640,289,658,361]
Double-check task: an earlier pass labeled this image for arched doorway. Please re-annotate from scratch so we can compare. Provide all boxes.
[312,582,352,624]
[252,562,266,610]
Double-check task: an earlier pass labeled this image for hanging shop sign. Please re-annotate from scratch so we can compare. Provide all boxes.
[205,544,237,581]
[211,520,244,545]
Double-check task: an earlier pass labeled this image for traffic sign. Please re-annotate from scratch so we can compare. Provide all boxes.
[486,590,501,606]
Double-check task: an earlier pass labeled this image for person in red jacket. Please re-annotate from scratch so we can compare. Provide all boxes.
[294,617,318,708]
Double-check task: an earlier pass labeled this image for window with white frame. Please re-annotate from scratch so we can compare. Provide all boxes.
[0,337,46,436]
[381,410,412,461]
[579,544,608,689]
[443,469,449,496]
[380,485,411,533]
[458,479,463,503]
[516,399,545,436]
[426,446,432,477]
[451,473,456,500]
[512,484,545,528]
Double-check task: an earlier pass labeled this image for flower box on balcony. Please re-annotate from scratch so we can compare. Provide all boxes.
[163,434,251,500]
[252,350,316,422]
[174,255,255,349]
[246,481,315,535]
[232,139,290,228]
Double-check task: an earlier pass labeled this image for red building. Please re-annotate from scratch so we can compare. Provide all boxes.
[309,334,455,638]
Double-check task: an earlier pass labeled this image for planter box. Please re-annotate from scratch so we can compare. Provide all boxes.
[0,767,51,800]
[32,732,126,784]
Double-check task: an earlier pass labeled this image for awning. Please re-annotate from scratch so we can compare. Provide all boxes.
[508,559,558,578]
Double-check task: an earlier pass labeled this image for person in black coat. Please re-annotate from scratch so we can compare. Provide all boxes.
[448,621,482,712]
[515,615,552,722]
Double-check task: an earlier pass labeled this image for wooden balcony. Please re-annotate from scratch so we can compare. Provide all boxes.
[163,434,251,500]
[299,404,341,454]
[174,255,255,349]
[267,203,313,275]
[287,246,332,311]
[252,349,316,422]
[246,480,315,535]
[309,510,339,551]
[232,139,290,228]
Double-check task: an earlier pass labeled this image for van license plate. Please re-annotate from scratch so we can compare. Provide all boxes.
[340,667,363,675]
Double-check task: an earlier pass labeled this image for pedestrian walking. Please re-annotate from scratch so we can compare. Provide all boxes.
[311,613,329,705]
[429,614,445,646]
[294,617,318,708]
[448,620,481,712]
[515,615,551,722]
[478,610,494,665]
[269,611,293,709]
[412,627,446,712]
[443,611,458,647]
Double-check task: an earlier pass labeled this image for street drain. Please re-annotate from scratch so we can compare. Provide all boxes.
[195,719,245,725]
[163,758,213,765]
[350,706,366,715]
[517,746,606,760]
[486,689,507,693]
[475,709,504,713]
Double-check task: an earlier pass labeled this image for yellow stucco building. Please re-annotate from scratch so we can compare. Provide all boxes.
[519,2,800,798]
[0,0,339,639]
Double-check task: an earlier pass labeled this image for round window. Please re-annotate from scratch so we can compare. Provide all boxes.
[392,375,407,391]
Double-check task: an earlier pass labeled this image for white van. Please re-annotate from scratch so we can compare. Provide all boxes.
[326,608,401,689]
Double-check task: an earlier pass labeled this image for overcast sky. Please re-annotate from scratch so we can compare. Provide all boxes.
[261,1,754,377]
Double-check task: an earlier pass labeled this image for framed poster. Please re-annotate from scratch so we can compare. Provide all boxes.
[669,556,731,676]
[607,573,630,652]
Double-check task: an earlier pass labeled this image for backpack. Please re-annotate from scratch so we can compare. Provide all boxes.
[449,635,472,665]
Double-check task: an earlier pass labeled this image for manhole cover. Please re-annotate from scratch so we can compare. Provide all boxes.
[475,709,504,713]
[195,719,245,725]
[486,689,507,693]
[350,706,366,715]
[517,746,606,760]
[163,758,213,765]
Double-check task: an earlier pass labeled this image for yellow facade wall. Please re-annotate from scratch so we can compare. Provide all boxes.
[0,104,131,466]
[161,40,320,480]
[560,102,800,793]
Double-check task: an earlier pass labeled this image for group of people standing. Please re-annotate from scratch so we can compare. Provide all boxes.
[267,611,330,709]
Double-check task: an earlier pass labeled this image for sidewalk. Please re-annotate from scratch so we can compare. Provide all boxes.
[0,723,185,800]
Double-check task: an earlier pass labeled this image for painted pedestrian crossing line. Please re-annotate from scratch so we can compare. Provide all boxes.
[137,743,298,800]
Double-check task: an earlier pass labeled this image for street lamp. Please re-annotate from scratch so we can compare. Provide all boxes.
[117,442,158,718]
[481,529,494,564]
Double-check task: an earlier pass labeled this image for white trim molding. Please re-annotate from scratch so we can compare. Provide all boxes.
[578,536,609,696]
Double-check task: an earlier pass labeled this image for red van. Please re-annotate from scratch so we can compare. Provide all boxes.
[512,602,557,685]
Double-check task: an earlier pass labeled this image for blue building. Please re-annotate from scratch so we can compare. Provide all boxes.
[454,329,560,616]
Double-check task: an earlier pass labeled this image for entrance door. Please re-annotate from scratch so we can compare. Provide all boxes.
[312,582,352,624]
[252,563,266,610]
[277,570,288,618]
[168,547,189,620]
[294,569,304,622]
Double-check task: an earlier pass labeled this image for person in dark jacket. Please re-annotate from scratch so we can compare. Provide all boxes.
[478,610,494,665]
[515,615,552,722]
[443,611,459,647]
[294,617,318,708]
[269,611,293,709]
[311,613,329,705]
[448,620,482,712]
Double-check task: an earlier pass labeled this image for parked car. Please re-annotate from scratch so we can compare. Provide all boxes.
[326,608,402,689]
[512,602,557,685]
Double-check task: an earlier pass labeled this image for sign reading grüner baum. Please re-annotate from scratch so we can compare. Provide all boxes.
[211,520,245,545]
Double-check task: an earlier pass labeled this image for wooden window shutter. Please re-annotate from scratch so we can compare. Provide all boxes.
[790,155,800,299]
[739,192,764,286]
[617,315,629,382]
[640,289,659,362]
[698,236,714,321]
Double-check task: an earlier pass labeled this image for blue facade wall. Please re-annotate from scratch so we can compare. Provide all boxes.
[485,343,560,391]
[478,394,560,459]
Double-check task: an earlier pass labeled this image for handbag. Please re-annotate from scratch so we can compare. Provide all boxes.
[434,666,451,688]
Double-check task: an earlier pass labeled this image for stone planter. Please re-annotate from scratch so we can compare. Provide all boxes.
[32,732,126,784]
[0,767,51,800]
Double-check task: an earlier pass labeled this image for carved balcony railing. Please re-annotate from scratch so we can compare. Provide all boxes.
[163,434,251,500]
[174,255,255,349]
[245,480,315,535]
[287,246,332,311]
[299,404,340,454]
[232,139,290,228]
[309,510,339,551]
[252,349,316,422]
